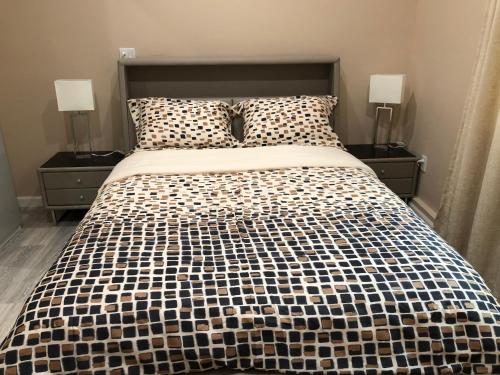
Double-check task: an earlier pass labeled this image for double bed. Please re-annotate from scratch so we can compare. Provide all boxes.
[0,58,498,374]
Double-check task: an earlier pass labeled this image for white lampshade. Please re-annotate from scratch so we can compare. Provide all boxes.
[369,74,406,104]
[54,79,95,111]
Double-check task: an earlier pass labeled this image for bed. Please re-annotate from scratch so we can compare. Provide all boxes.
[0,58,499,375]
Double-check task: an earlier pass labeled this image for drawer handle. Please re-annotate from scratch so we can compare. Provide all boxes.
[79,195,84,200]
[76,178,82,184]
[380,169,385,175]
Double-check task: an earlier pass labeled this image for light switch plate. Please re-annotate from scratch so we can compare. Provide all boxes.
[119,48,136,59]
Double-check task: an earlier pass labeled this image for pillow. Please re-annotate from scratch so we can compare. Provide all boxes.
[128,97,236,150]
[232,95,344,149]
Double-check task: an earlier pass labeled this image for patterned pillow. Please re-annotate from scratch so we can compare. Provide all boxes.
[233,95,344,149]
[128,97,236,150]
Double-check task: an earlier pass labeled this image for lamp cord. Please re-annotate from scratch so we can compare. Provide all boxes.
[90,150,125,157]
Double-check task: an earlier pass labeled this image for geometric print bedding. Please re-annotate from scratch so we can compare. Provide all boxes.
[128,98,236,151]
[1,166,499,374]
[233,96,345,149]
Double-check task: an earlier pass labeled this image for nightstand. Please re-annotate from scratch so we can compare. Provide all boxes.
[38,151,124,223]
[345,144,419,201]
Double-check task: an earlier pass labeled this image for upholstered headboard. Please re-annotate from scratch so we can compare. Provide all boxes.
[118,57,340,151]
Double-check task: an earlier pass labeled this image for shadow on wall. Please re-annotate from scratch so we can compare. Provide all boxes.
[336,69,350,142]
[41,98,65,149]
[400,93,417,146]
[109,71,125,152]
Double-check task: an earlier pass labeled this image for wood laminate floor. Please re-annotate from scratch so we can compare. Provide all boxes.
[0,208,84,342]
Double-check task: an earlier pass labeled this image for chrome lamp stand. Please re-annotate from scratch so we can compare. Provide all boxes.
[373,103,393,150]
[70,111,93,159]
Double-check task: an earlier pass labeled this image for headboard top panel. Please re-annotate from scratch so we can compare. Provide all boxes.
[119,56,340,66]
[119,57,340,150]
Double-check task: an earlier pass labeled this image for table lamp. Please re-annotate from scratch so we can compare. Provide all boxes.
[369,74,406,149]
[54,79,95,159]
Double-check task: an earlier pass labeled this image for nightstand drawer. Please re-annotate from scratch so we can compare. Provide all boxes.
[46,188,99,206]
[368,162,415,179]
[381,178,414,195]
[43,171,110,189]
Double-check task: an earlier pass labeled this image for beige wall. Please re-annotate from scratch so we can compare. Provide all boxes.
[407,0,488,215]
[0,0,488,214]
[0,0,417,196]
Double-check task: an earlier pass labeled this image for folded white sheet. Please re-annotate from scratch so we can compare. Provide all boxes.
[103,145,373,186]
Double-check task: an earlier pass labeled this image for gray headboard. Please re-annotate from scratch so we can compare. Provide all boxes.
[118,57,340,151]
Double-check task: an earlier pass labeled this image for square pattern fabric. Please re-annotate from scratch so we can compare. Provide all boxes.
[233,96,344,149]
[0,166,499,374]
[128,98,236,150]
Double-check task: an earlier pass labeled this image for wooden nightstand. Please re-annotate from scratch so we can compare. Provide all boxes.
[345,144,419,201]
[38,152,124,223]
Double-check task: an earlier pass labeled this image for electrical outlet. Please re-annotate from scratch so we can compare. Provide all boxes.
[119,48,136,59]
[420,155,428,172]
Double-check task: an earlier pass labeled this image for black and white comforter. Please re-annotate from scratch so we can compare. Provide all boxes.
[0,146,499,374]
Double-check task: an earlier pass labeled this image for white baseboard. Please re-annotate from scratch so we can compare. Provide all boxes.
[410,197,438,227]
[17,196,43,208]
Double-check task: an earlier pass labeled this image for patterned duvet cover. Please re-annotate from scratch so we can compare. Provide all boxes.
[0,147,499,374]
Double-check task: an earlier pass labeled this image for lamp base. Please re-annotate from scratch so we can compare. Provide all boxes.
[373,143,389,150]
[373,104,394,146]
[70,112,94,160]
[74,152,93,160]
